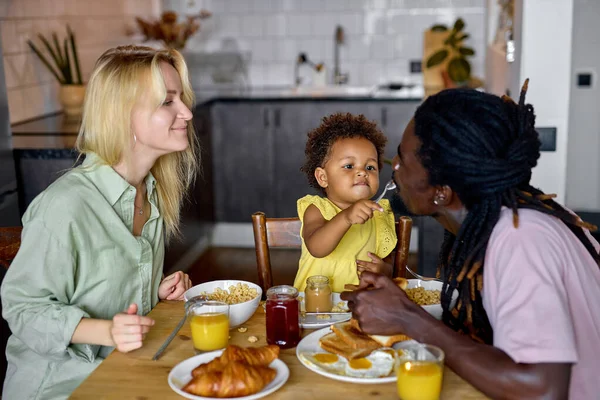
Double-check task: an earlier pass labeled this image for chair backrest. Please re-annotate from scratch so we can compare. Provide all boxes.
[251,212,412,293]
[0,227,22,270]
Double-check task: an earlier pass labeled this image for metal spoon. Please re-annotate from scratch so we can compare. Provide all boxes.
[405,265,443,283]
[152,295,207,361]
[374,179,396,203]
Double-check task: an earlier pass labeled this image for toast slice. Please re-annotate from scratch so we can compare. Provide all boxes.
[319,332,380,360]
[330,321,380,350]
[348,318,412,347]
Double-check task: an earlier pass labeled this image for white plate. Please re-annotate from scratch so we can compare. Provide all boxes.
[168,350,290,400]
[296,327,419,384]
[299,292,351,329]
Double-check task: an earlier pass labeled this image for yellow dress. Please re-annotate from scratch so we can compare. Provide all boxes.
[293,195,397,293]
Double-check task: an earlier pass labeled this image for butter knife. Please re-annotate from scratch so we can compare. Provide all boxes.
[152,313,187,361]
[152,295,206,361]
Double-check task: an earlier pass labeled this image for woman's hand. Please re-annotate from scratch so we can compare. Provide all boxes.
[341,271,431,336]
[110,304,155,353]
[158,271,192,301]
[341,199,383,225]
[356,252,392,277]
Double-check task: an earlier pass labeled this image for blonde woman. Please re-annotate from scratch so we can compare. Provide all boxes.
[1,45,199,399]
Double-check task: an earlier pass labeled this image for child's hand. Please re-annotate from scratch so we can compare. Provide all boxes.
[357,252,392,277]
[342,199,383,225]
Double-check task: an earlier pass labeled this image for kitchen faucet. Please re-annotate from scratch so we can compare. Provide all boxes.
[333,25,348,85]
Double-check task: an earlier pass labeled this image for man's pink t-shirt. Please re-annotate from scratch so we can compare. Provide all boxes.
[483,208,600,399]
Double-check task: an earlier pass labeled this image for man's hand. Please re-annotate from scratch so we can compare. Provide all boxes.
[158,271,192,301]
[341,271,431,336]
[341,199,383,226]
[356,252,392,277]
[110,304,155,353]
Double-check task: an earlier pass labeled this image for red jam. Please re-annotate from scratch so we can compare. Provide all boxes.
[265,285,300,349]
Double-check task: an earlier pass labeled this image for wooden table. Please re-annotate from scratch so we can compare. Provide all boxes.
[71,301,487,399]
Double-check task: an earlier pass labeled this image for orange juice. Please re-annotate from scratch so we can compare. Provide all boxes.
[397,360,443,400]
[190,313,229,351]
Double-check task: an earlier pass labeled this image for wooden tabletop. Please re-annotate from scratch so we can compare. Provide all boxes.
[71,301,487,400]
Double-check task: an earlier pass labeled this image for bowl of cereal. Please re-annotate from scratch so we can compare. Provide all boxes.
[405,279,457,320]
[184,280,262,328]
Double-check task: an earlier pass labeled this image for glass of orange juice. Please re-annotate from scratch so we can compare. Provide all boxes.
[187,300,230,352]
[396,343,445,400]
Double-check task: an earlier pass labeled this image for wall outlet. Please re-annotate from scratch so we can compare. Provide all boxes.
[410,60,422,73]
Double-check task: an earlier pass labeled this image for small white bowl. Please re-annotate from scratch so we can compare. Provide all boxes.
[184,280,262,328]
[406,279,457,320]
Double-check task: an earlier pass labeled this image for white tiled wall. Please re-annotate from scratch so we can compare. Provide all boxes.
[1,0,160,124]
[164,0,486,87]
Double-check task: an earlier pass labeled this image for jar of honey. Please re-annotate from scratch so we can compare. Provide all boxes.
[265,285,300,349]
[305,275,332,313]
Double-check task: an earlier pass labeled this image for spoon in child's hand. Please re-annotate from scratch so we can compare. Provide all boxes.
[374,180,396,203]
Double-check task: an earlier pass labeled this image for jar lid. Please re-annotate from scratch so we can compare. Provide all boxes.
[266,285,299,298]
[306,275,330,285]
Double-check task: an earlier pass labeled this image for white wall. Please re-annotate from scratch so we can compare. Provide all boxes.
[509,0,574,204]
[163,0,486,88]
[565,0,600,211]
[1,0,160,124]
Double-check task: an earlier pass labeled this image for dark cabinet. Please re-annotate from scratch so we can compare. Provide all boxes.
[210,100,420,222]
[211,102,277,222]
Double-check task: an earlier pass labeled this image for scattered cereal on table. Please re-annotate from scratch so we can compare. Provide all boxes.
[247,336,258,343]
[316,314,331,320]
[237,326,248,333]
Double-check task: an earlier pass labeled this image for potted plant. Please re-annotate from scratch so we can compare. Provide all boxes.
[422,18,483,96]
[136,10,212,50]
[28,25,85,117]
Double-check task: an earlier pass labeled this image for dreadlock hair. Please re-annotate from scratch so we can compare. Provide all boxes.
[414,80,600,344]
[301,112,387,195]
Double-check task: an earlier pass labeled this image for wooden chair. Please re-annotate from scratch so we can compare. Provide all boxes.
[251,212,412,293]
[0,227,22,270]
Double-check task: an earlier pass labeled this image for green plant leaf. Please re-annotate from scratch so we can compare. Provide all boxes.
[426,49,449,68]
[453,18,465,32]
[27,41,65,84]
[63,38,73,84]
[456,33,470,42]
[459,47,475,56]
[67,25,83,85]
[51,32,64,68]
[37,34,66,83]
[447,57,471,83]
[444,34,455,46]
[431,24,448,32]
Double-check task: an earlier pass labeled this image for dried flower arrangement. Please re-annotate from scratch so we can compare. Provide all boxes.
[136,10,211,50]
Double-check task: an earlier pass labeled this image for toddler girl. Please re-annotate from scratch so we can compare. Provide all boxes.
[293,113,397,293]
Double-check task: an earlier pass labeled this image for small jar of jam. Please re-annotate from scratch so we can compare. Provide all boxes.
[305,275,333,313]
[265,285,300,349]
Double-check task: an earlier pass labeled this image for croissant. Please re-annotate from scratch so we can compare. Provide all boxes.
[192,344,280,376]
[183,361,277,398]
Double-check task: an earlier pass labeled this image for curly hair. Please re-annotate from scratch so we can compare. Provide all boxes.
[301,113,387,194]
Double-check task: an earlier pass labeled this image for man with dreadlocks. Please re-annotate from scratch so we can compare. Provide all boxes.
[342,81,600,399]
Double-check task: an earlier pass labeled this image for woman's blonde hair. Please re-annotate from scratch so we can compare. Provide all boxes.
[76,45,199,241]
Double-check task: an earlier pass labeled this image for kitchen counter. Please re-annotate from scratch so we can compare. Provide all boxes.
[11,113,79,149]
[194,84,424,104]
[11,85,423,150]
